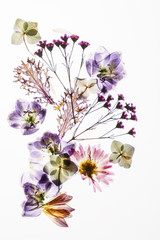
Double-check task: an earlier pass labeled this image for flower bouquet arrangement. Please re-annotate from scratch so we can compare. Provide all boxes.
[8,18,137,227]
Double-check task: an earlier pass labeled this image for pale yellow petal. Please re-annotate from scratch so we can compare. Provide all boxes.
[123,144,135,158]
[111,140,122,153]
[119,157,132,168]
[81,89,89,98]
[89,84,99,94]
[11,32,23,45]
[87,78,97,85]
[76,78,87,88]
[53,28,72,35]
[27,21,38,31]
[109,153,121,163]
[14,18,25,32]
[26,33,41,44]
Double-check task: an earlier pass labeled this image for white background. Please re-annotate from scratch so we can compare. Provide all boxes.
[1,0,160,239]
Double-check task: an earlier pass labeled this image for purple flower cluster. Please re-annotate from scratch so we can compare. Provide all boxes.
[22,170,58,217]
[97,93,137,137]
[34,34,89,58]
[86,46,125,94]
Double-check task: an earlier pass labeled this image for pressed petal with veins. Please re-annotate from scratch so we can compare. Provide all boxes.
[110,140,135,168]
[11,18,41,45]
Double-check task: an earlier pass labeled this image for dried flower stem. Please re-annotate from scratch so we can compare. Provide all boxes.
[42,52,67,91]
[63,48,76,124]
[74,50,84,90]
[23,34,35,57]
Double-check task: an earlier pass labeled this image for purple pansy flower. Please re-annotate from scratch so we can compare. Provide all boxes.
[28,132,76,170]
[22,170,59,217]
[28,132,77,186]
[21,170,75,227]
[8,99,46,135]
[86,46,125,94]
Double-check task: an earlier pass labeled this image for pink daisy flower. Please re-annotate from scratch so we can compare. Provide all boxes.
[71,144,113,192]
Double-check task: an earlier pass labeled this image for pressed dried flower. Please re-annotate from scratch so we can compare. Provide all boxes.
[109,140,135,168]
[71,144,113,192]
[8,99,46,135]
[11,18,41,45]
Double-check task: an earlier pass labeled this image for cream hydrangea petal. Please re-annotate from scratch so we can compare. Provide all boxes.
[14,18,25,32]
[87,78,97,86]
[109,153,121,163]
[11,32,23,45]
[111,140,123,153]
[123,144,135,158]
[119,156,132,168]
[26,33,41,44]
[76,78,87,88]
[80,89,89,98]
[27,21,38,31]
[89,84,99,94]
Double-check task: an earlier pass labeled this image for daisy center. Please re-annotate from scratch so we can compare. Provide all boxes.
[79,159,98,178]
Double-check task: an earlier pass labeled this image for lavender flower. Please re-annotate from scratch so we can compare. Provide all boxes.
[28,132,76,173]
[28,132,77,186]
[28,132,75,158]
[22,170,58,217]
[22,170,74,227]
[8,99,46,135]
[86,46,125,94]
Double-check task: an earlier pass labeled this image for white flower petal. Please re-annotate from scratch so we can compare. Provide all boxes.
[81,89,89,98]
[76,78,87,88]
[109,153,121,163]
[87,78,97,85]
[14,18,25,32]
[89,84,99,94]
[11,32,23,45]
[119,157,132,168]
[27,21,38,31]
[26,33,41,44]
[123,144,135,158]
[111,140,123,153]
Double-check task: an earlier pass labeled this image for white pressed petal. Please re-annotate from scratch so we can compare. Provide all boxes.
[14,18,25,32]
[43,161,56,175]
[109,153,121,163]
[119,157,132,168]
[27,21,38,31]
[87,78,97,85]
[89,84,99,94]
[11,32,23,45]
[26,33,41,44]
[76,78,87,88]
[52,28,72,35]
[123,144,135,158]
[111,140,122,153]
[81,88,89,98]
